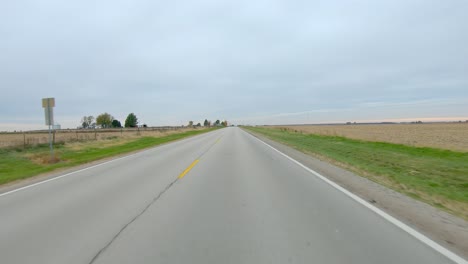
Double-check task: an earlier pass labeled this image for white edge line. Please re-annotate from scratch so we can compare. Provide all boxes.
[0,155,131,198]
[0,129,222,198]
[249,132,467,264]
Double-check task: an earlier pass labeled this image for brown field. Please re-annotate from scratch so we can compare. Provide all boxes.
[0,127,198,149]
[276,123,468,152]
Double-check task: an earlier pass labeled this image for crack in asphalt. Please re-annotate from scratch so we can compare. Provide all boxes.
[88,178,178,264]
[88,135,223,264]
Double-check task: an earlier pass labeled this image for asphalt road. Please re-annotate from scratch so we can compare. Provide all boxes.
[0,127,464,264]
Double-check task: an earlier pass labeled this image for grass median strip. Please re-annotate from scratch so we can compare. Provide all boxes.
[0,129,216,186]
[244,126,468,220]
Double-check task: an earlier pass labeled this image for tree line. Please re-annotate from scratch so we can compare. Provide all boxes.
[81,114,228,129]
[187,119,228,127]
[80,113,140,129]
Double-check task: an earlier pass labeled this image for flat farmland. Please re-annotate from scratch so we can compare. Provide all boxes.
[277,123,468,152]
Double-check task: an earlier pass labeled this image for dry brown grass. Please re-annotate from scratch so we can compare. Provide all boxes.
[24,152,61,165]
[0,127,198,149]
[277,123,468,152]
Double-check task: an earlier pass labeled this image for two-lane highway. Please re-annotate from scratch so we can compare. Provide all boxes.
[0,127,464,263]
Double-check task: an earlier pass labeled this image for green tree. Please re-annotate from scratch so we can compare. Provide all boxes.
[204,119,209,127]
[96,113,114,128]
[188,121,194,127]
[214,120,220,126]
[111,119,122,128]
[125,113,138,128]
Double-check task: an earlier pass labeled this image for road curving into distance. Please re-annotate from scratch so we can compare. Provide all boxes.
[0,127,465,264]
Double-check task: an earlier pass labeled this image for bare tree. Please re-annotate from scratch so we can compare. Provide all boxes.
[81,116,94,129]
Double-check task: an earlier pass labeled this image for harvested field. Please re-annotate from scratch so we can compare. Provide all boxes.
[276,123,468,152]
[0,127,195,149]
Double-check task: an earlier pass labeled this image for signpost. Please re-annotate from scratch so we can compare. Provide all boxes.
[42,98,55,162]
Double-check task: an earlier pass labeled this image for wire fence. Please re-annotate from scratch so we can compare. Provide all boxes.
[0,126,192,149]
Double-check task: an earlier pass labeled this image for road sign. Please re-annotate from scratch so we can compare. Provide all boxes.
[42,98,55,126]
[42,98,55,108]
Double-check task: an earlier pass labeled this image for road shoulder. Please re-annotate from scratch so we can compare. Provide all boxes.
[244,129,468,259]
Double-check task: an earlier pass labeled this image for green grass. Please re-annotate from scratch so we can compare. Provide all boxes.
[244,126,468,218]
[0,129,215,185]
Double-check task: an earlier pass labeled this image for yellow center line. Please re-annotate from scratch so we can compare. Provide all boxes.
[178,159,200,179]
[178,136,222,179]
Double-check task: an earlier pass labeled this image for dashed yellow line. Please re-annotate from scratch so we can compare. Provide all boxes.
[178,137,221,179]
[178,159,200,179]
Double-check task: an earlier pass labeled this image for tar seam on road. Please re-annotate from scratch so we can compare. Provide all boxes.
[243,130,468,264]
[88,135,223,264]
[196,136,223,159]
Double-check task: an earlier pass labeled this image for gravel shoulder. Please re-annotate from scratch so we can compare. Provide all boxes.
[245,129,468,259]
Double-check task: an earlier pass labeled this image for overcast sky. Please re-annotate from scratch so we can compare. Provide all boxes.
[1,0,467,130]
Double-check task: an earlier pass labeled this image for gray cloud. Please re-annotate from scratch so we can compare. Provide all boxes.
[1,0,467,130]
